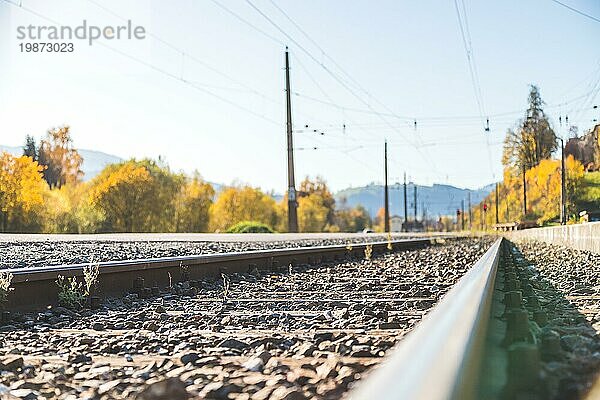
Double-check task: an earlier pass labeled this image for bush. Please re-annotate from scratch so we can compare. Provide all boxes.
[226,221,274,233]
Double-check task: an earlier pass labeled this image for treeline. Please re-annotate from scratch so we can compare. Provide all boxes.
[473,85,586,227]
[0,126,371,233]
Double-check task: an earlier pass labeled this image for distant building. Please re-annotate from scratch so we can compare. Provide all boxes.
[401,220,425,232]
[565,124,600,171]
[390,215,403,232]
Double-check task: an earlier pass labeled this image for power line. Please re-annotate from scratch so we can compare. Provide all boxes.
[85,0,281,106]
[4,0,281,126]
[550,0,600,24]
[209,0,286,46]
[244,0,421,148]
[87,0,356,132]
[454,0,486,127]
[265,0,440,171]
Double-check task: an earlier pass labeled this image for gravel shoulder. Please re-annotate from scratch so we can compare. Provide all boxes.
[512,240,600,399]
[0,238,492,400]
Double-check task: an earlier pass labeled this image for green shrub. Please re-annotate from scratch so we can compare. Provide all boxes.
[56,275,86,309]
[226,221,274,233]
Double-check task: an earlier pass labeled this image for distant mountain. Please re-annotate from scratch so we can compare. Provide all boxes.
[1,144,494,214]
[335,182,494,218]
[0,145,122,181]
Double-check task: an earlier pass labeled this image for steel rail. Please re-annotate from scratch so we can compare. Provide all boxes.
[4,237,448,310]
[351,237,503,400]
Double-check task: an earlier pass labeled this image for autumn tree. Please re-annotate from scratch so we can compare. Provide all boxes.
[334,205,371,232]
[87,159,184,232]
[296,176,337,232]
[174,174,215,232]
[43,183,103,234]
[373,207,386,232]
[0,152,47,232]
[502,85,557,172]
[473,156,584,227]
[210,186,279,232]
[38,126,83,188]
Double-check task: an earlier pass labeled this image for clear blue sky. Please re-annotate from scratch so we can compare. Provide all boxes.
[1,0,599,192]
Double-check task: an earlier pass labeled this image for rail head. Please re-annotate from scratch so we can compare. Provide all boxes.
[351,237,503,400]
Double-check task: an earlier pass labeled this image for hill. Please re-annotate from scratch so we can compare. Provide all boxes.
[0,145,123,181]
[335,182,494,218]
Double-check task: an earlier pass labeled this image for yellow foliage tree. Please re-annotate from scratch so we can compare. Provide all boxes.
[298,194,329,232]
[43,183,102,233]
[210,186,279,231]
[174,175,215,232]
[0,152,47,232]
[296,176,337,232]
[88,159,184,232]
[472,155,584,228]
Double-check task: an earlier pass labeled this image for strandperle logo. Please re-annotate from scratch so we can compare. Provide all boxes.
[16,20,146,45]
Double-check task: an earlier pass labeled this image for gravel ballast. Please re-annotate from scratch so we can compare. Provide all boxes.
[0,238,492,399]
[0,235,422,269]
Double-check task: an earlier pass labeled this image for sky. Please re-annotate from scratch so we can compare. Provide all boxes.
[1,0,599,193]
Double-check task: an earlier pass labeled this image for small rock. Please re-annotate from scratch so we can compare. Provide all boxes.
[9,389,39,400]
[377,322,401,330]
[92,322,105,331]
[145,322,159,332]
[136,377,188,400]
[200,382,242,399]
[294,343,316,357]
[68,353,92,365]
[179,352,200,365]
[269,387,307,400]
[217,338,249,350]
[242,357,264,372]
[0,356,24,371]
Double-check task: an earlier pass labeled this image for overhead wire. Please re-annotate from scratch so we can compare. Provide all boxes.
[549,0,600,24]
[4,0,281,126]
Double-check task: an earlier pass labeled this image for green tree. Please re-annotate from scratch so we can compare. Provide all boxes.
[22,135,38,161]
[502,85,557,171]
[334,205,371,232]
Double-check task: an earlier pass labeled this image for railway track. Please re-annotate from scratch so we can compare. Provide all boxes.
[4,237,443,310]
[0,236,597,399]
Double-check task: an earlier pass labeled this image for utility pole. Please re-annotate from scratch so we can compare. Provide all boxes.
[403,172,408,231]
[495,182,499,224]
[461,199,465,230]
[413,185,417,222]
[480,203,484,230]
[560,138,566,224]
[522,164,527,218]
[285,48,298,233]
[467,192,472,230]
[384,141,390,233]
